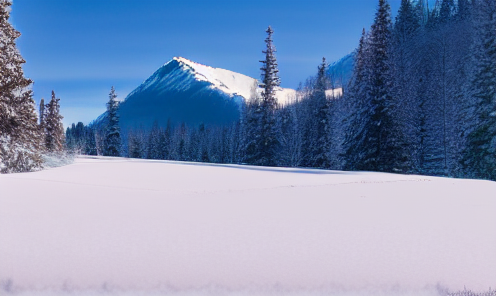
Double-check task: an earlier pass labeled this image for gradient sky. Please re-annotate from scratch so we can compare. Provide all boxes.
[9,0,434,127]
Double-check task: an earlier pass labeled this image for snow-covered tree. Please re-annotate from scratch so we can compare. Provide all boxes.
[344,0,407,173]
[103,86,121,157]
[276,101,303,167]
[44,90,65,152]
[463,0,496,180]
[39,98,45,128]
[343,28,370,171]
[0,0,43,173]
[390,0,422,172]
[305,57,331,168]
[258,26,281,166]
[146,121,162,160]
[243,88,262,165]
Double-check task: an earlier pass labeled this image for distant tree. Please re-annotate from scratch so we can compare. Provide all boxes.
[39,98,45,130]
[146,121,162,159]
[243,91,262,165]
[103,86,121,156]
[276,102,303,167]
[258,26,281,166]
[44,91,65,152]
[342,28,371,170]
[301,57,331,168]
[0,0,43,173]
[128,129,145,159]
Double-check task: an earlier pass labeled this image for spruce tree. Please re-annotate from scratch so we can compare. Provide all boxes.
[343,28,370,170]
[243,91,262,165]
[463,0,496,180]
[0,0,43,173]
[44,90,65,152]
[258,26,280,166]
[391,0,422,172]
[104,86,121,157]
[309,57,331,168]
[147,121,161,159]
[365,0,406,172]
[39,98,45,128]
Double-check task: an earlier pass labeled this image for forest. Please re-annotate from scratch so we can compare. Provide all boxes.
[66,0,495,180]
[2,0,495,181]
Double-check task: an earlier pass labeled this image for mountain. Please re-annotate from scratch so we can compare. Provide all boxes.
[327,52,355,89]
[94,57,297,131]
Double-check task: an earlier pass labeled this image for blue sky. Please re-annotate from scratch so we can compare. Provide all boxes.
[9,0,432,127]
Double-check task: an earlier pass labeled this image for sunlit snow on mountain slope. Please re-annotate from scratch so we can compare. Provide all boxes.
[103,57,298,131]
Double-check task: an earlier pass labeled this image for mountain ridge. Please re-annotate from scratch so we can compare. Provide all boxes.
[92,57,298,131]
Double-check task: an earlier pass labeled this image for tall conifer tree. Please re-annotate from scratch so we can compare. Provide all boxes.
[463,0,496,180]
[0,0,43,173]
[258,26,280,166]
[44,90,64,152]
[343,28,370,170]
[104,86,121,157]
[309,57,331,168]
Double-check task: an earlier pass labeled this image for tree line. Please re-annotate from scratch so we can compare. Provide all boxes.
[66,0,495,181]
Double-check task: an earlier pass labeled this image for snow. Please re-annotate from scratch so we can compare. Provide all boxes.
[1,156,495,296]
[174,57,298,106]
[326,88,343,98]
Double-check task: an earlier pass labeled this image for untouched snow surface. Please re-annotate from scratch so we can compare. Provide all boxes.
[1,156,495,296]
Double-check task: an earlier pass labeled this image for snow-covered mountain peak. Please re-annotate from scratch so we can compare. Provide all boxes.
[166,56,297,105]
[170,56,259,102]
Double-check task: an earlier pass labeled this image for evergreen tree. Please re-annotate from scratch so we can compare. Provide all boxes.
[308,57,331,168]
[128,129,145,159]
[44,90,65,152]
[343,28,371,170]
[463,0,496,180]
[0,0,43,173]
[84,125,97,155]
[243,91,262,164]
[258,26,281,166]
[391,0,422,172]
[162,118,172,160]
[146,121,161,159]
[276,101,303,167]
[103,86,121,156]
[39,98,45,130]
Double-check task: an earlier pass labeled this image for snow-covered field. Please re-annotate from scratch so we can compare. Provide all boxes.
[1,156,495,296]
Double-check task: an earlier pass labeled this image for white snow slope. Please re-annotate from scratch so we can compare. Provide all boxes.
[1,156,495,296]
[170,57,298,105]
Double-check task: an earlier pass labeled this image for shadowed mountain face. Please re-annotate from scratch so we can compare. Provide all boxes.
[327,52,355,89]
[91,57,298,133]
[117,58,243,131]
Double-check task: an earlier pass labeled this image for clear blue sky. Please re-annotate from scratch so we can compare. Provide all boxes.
[9,0,432,127]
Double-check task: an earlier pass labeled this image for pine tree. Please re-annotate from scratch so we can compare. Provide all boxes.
[39,98,45,128]
[258,26,281,166]
[343,28,371,170]
[146,121,161,159]
[243,90,262,164]
[0,0,43,173]
[391,0,422,172]
[44,90,65,152]
[345,0,405,173]
[463,0,496,180]
[309,57,331,168]
[103,86,121,157]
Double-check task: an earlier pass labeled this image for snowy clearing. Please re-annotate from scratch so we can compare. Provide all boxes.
[0,156,495,296]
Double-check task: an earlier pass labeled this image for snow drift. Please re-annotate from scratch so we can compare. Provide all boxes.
[0,156,495,296]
